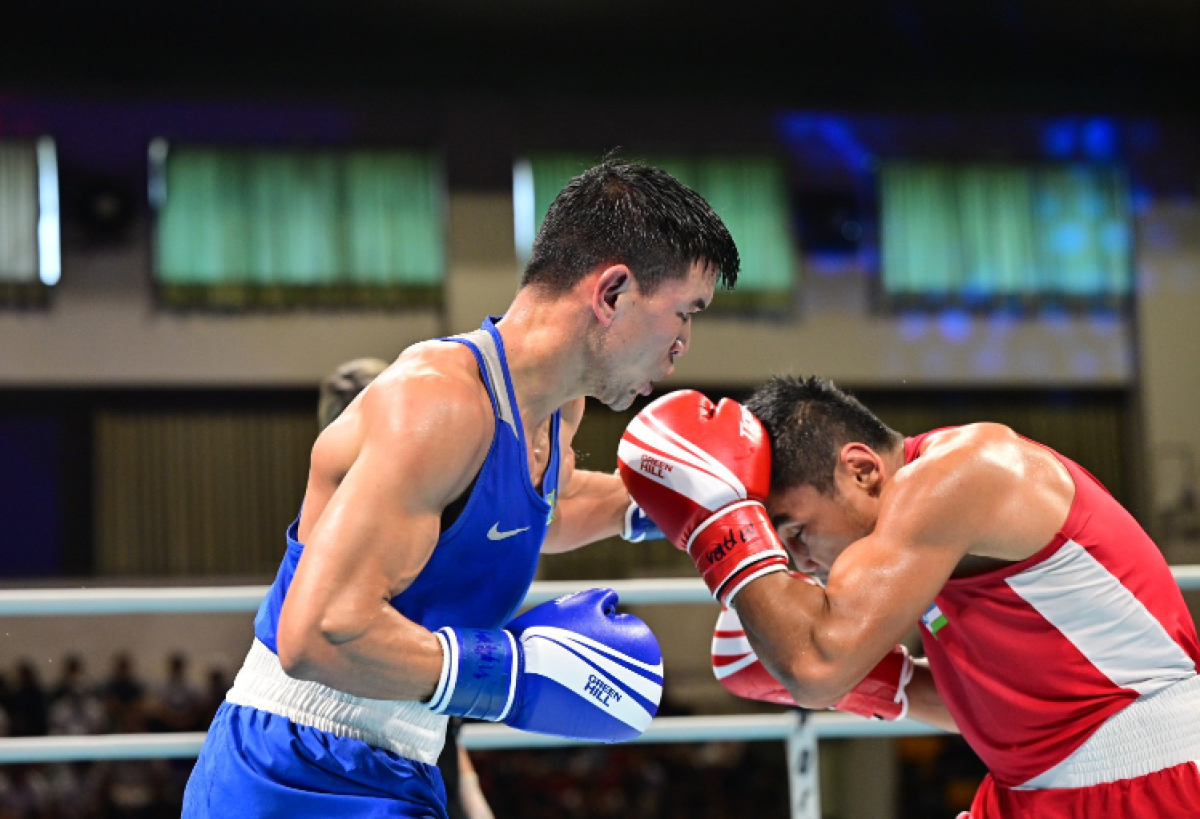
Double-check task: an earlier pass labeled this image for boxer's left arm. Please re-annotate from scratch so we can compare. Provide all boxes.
[730,449,1020,710]
[621,393,1012,710]
[276,362,492,702]
[713,598,958,729]
[541,398,648,553]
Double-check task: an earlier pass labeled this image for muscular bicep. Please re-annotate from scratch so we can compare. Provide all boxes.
[817,528,961,670]
[818,451,1018,676]
[283,376,490,644]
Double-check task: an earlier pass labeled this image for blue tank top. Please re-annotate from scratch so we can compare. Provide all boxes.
[254,317,561,652]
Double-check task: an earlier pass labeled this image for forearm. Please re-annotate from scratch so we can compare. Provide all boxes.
[903,659,958,732]
[278,599,444,702]
[733,574,846,707]
[541,469,629,553]
[734,572,912,709]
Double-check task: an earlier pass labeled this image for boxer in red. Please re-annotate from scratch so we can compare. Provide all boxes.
[621,376,1200,819]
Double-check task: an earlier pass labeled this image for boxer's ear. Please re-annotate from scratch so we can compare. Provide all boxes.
[840,443,885,494]
[591,264,634,328]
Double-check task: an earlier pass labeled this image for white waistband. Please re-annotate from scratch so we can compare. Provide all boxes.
[1016,673,1200,790]
[225,639,448,765]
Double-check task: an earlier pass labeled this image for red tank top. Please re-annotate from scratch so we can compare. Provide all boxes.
[906,429,1200,787]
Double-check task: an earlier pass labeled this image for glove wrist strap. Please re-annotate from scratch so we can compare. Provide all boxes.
[686,501,790,605]
[428,627,519,721]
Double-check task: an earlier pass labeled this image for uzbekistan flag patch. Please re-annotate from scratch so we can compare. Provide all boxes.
[922,603,948,638]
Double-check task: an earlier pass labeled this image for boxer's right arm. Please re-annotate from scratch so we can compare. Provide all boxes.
[276,367,493,702]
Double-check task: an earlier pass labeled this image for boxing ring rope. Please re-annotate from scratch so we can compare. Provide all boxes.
[2,567,1197,615]
[2,568,1199,818]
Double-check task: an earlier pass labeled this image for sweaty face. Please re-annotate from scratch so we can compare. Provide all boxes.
[596,262,716,411]
[767,480,878,582]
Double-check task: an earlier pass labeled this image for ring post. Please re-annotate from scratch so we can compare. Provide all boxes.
[787,710,820,819]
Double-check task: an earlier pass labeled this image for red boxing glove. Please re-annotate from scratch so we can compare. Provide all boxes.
[618,390,789,604]
[834,644,914,721]
[711,598,913,721]
[711,603,796,706]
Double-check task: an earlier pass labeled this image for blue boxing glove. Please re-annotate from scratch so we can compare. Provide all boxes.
[426,588,663,743]
[622,500,666,543]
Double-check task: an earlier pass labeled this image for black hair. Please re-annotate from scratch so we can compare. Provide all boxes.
[520,156,740,295]
[318,357,388,431]
[744,375,903,495]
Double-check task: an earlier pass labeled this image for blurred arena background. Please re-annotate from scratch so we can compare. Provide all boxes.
[0,1,1198,817]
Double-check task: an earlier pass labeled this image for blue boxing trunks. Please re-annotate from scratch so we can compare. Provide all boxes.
[182,701,449,819]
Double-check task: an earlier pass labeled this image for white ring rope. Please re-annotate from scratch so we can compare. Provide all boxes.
[0,713,942,764]
[0,569,1195,765]
[1,568,1197,616]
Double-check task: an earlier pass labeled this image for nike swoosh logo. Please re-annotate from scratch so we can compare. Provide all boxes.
[487,522,530,541]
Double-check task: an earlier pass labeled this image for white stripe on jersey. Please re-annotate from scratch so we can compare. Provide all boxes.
[1006,539,1196,696]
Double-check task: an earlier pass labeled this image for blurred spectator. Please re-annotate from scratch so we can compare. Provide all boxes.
[3,662,48,737]
[47,685,107,738]
[99,655,145,734]
[146,654,202,733]
[96,686,167,819]
[476,741,789,819]
[196,666,230,729]
[43,763,105,819]
[47,655,87,704]
[95,756,166,819]
[0,765,52,819]
[46,653,107,738]
[145,654,205,815]
[0,685,10,738]
[897,734,988,819]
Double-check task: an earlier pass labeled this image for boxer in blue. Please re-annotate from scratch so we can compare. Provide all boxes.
[182,158,740,818]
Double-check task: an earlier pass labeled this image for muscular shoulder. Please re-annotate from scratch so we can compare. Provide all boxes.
[911,423,1058,486]
[376,341,490,417]
[891,423,1072,560]
[911,423,1020,472]
[315,341,494,508]
[370,342,491,447]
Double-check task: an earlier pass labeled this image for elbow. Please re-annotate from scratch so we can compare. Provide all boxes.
[276,626,321,682]
[779,661,851,711]
[276,615,342,685]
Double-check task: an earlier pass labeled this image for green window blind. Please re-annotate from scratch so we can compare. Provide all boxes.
[519,153,797,312]
[880,163,1131,304]
[153,144,445,309]
[0,138,59,305]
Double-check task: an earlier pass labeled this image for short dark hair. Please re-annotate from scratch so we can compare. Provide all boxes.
[521,157,740,295]
[744,376,903,495]
[318,357,388,431]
